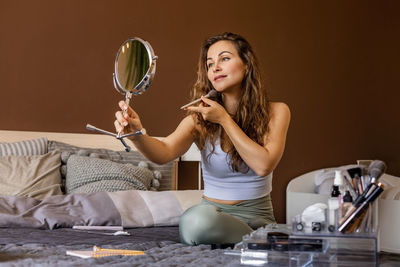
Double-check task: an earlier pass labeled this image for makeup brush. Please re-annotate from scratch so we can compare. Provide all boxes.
[180,89,218,109]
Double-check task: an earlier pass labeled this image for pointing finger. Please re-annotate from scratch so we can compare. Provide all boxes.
[185,106,204,113]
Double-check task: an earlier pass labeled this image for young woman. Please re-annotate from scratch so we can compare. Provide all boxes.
[114,32,290,245]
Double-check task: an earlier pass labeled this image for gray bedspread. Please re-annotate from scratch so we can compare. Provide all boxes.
[0,242,239,266]
[0,192,241,266]
[0,191,244,265]
[0,225,399,266]
[0,227,241,266]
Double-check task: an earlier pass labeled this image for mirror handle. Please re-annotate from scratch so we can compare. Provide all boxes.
[117,92,132,139]
[122,92,132,117]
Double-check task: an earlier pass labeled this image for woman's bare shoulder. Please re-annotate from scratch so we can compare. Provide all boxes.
[269,102,291,118]
[264,102,290,142]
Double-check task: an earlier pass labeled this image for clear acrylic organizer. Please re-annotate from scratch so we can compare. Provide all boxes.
[232,201,378,267]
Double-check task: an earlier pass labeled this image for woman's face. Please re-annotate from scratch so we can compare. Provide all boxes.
[206,40,247,94]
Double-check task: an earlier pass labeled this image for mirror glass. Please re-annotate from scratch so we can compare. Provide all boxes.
[113,38,157,95]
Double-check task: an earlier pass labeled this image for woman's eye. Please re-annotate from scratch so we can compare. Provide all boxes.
[207,63,214,68]
[222,57,230,61]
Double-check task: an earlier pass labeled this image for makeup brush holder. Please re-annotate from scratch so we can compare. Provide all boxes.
[287,169,400,254]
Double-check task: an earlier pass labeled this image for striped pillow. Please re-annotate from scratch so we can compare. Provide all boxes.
[0,138,48,156]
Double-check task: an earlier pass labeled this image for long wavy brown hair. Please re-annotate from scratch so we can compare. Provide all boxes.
[189,32,270,173]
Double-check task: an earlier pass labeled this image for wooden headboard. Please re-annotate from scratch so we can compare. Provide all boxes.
[0,130,201,190]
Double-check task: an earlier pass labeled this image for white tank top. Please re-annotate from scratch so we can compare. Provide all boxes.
[201,138,272,201]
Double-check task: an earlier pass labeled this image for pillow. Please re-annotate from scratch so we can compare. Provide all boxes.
[0,150,63,200]
[107,189,204,227]
[0,137,48,156]
[65,155,154,194]
[48,141,174,191]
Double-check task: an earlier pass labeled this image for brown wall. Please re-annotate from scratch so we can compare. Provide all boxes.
[1,0,399,223]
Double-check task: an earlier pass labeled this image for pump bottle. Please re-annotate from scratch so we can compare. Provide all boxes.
[334,170,345,204]
[328,184,340,231]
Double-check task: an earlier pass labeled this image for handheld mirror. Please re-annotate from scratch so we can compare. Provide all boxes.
[86,37,158,151]
[113,37,157,97]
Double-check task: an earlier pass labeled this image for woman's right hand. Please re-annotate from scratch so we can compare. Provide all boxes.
[114,100,143,135]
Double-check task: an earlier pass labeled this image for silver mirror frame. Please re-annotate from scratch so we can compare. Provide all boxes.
[113,37,158,96]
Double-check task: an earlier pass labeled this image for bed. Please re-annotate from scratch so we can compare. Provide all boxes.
[2,130,398,266]
[0,130,241,266]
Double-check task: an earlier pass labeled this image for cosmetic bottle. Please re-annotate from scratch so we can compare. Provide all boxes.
[334,170,345,204]
[341,190,353,219]
[328,184,340,231]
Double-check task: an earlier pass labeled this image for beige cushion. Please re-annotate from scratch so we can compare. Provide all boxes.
[0,150,63,200]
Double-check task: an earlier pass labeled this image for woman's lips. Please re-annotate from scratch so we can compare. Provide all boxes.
[214,75,226,81]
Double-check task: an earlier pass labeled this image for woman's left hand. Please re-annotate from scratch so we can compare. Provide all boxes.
[185,96,229,124]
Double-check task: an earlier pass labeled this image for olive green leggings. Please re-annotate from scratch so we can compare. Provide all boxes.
[179,194,276,245]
